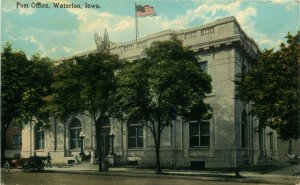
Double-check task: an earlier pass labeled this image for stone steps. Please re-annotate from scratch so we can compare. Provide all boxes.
[257,157,289,167]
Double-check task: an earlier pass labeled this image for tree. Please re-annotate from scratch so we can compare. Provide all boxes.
[19,54,54,126]
[1,44,54,165]
[235,33,300,154]
[47,52,120,171]
[45,60,83,121]
[113,39,212,173]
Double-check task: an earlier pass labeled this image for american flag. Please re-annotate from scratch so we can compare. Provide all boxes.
[136,4,157,17]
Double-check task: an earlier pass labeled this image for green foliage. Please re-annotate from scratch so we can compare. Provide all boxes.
[46,52,121,171]
[74,53,120,120]
[46,52,120,122]
[114,39,212,125]
[1,43,54,130]
[44,61,83,121]
[113,39,212,172]
[236,33,300,140]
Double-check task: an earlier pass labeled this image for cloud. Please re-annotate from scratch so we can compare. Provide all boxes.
[137,0,280,49]
[12,35,75,57]
[1,7,15,13]
[1,1,33,15]
[30,29,70,37]
[135,0,257,34]
[166,0,279,49]
[18,8,35,15]
[2,1,34,15]
[271,0,288,3]
[270,0,298,4]
[269,0,299,9]
[66,8,134,34]
[50,46,73,53]
[19,35,47,56]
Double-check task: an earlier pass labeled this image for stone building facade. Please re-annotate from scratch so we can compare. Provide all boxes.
[5,124,22,158]
[21,16,278,168]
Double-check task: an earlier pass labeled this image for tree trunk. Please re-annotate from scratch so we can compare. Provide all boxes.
[1,128,7,167]
[95,122,103,171]
[97,153,102,171]
[154,131,162,174]
[288,138,293,155]
[155,142,161,174]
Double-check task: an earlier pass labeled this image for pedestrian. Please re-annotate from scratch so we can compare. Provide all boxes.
[46,152,52,168]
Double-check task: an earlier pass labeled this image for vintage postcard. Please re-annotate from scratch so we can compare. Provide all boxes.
[1,0,299,184]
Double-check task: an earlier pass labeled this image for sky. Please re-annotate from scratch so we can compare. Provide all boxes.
[1,0,299,59]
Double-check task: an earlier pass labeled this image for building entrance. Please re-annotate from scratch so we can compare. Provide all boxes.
[96,118,111,157]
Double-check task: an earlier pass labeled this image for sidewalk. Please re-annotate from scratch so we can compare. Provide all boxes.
[45,163,300,185]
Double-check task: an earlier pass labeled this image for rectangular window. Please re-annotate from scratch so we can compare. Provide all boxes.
[35,130,45,150]
[128,125,143,148]
[13,135,22,147]
[189,120,210,147]
[200,122,210,146]
[199,61,208,73]
[70,129,81,149]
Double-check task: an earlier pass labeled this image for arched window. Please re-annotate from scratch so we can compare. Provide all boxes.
[69,118,82,149]
[35,127,45,150]
[241,110,247,148]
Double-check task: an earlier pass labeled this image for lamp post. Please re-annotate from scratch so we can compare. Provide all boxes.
[110,131,115,155]
[79,131,85,157]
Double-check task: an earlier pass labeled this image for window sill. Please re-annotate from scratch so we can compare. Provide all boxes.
[189,147,210,150]
[206,93,215,98]
[127,148,144,150]
[241,147,249,150]
[69,149,81,151]
[34,149,45,151]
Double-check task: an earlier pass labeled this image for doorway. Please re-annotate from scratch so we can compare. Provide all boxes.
[96,117,111,157]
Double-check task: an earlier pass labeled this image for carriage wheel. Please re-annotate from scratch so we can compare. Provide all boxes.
[23,163,30,172]
[4,162,10,172]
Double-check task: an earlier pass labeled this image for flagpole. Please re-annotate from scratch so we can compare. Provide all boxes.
[135,2,138,40]
[135,3,139,40]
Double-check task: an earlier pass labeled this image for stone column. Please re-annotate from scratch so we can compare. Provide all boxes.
[259,128,264,158]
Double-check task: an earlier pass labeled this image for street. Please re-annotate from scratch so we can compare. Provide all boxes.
[1,170,273,185]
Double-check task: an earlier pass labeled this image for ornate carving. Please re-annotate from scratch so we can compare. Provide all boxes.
[94,29,110,52]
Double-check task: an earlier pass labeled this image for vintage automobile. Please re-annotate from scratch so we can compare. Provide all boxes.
[4,156,46,172]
